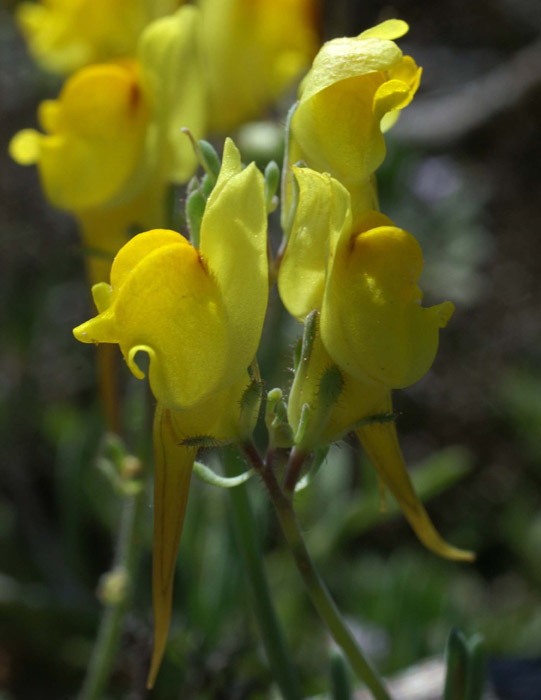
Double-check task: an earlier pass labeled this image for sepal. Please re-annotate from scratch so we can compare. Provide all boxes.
[265,388,295,449]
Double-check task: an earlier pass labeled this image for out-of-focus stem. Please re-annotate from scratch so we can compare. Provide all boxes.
[224,446,303,700]
[78,465,145,700]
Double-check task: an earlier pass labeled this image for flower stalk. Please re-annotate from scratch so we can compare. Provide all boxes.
[223,446,303,700]
[241,442,393,700]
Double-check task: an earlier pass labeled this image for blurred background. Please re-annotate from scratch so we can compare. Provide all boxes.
[1,0,541,697]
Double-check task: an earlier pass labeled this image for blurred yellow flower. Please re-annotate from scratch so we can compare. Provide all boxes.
[10,61,149,211]
[287,19,421,215]
[200,0,319,132]
[280,167,472,562]
[10,6,205,284]
[16,0,182,74]
[73,139,269,685]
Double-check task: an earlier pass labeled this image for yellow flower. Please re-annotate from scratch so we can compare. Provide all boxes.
[73,139,269,685]
[200,0,319,132]
[11,61,149,211]
[16,0,182,74]
[287,19,421,215]
[280,167,453,388]
[9,6,205,284]
[73,140,268,408]
[280,167,472,562]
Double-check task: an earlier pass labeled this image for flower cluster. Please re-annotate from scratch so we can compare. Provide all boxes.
[74,139,268,683]
[10,0,319,283]
[12,7,474,688]
[279,21,470,562]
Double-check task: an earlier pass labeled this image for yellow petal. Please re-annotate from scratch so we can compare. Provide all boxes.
[388,55,422,90]
[356,415,474,562]
[8,129,41,166]
[73,308,118,345]
[200,142,268,384]
[110,228,187,295]
[91,282,112,314]
[74,229,232,408]
[373,79,414,121]
[170,371,252,442]
[16,0,180,75]
[298,37,402,103]
[112,238,229,409]
[293,73,389,186]
[278,167,351,320]
[291,28,420,202]
[138,6,205,183]
[38,99,61,132]
[147,403,197,689]
[321,218,454,388]
[359,19,409,41]
[210,137,242,200]
[36,62,149,211]
[200,0,318,132]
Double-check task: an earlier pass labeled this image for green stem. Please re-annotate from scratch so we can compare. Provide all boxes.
[242,444,393,700]
[78,480,146,700]
[224,446,303,700]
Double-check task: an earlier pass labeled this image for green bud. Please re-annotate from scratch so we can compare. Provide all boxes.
[239,379,264,441]
[264,160,280,213]
[199,140,221,184]
[266,387,283,417]
[186,175,200,196]
[98,567,129,606]
[182,129,221,187]
[274,397,289,426]
[201,173,214,198]
[265,387,294,448]
[186,188,206,248]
